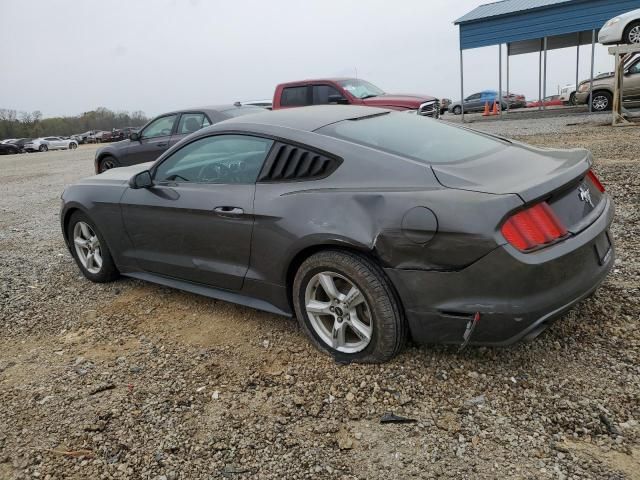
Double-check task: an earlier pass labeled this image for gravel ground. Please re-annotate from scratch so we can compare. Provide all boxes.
[0,121,639,480]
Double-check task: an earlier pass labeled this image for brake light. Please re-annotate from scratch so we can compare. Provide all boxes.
[501,202,568,252]
[587,169,605,193]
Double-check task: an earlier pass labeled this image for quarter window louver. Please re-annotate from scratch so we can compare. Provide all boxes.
[257,143,341,182]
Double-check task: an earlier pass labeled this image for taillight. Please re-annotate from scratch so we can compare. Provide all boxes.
[587,169,605,193]
[501,202,568,252]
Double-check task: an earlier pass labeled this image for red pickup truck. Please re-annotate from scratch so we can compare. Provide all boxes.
[272,78,441,118]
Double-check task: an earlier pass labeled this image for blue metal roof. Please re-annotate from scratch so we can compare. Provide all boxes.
[457,0,640,50]
[455,0,573,24]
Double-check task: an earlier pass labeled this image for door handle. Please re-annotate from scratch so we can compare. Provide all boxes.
[213,206,244,216]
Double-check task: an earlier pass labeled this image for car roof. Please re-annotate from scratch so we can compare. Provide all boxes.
[278,78,358,86]
[210,105,391,132]
[160,104,262,116]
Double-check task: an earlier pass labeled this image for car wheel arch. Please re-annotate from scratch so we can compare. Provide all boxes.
[284,243,376,311]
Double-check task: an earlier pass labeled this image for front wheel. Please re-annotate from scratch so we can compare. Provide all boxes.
[98,156,118,173]
[70,142,77,150]
[624,21,640,44]
[39,144,48,152]
[452,106,462,115]
[67,211,119,283]
[293,250,407,363]
[591,91,612,112]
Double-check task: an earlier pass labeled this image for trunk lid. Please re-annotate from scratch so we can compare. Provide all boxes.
[431,143,604,234]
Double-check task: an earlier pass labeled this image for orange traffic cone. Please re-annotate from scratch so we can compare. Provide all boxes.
[482,102,491,116]
[491,100,500,115]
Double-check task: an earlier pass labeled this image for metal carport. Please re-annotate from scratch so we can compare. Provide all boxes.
[455,0,640,120]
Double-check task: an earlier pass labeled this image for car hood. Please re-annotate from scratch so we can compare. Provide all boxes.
[361,93,437,108]
[81,162,154,185]
[431,141,591,203]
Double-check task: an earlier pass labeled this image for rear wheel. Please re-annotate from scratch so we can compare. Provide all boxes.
[624,21,640,44]
[39,144,48,152]
[591,91,612,112]
[67,211,119,283]
[70,142,77,150]
[569,92,577,106]
[452,105,462,115]
[293,250,407,363]
[98,156,118,173]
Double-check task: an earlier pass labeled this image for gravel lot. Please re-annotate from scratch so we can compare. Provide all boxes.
[1,118,639,480]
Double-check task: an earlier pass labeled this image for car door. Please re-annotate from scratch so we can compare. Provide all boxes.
[124,114,178,166]
[312,84,348,105]
[623,60,640,101]
[464,93,482,111]
[43,137,58,149]
[168,112,212,148]
[120,133,274,290]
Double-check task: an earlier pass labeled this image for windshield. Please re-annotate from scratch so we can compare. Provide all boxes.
[337,79,385,99]
[317,112,505,164]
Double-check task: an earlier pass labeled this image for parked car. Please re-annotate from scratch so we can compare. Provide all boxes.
[10,138,33,152]
[449,90,526,114]
[559,84,577,105]
[23,137,78,152]
[62,105,614,363]
[0,142,20,155]
[94,104,266,173]
[241,100,273,109]
[272,78,441,118]
[0,138,18,144]
[599,8,640,45]
[575,57,640,111]
[111,127,140,142]
[526,95,565,108]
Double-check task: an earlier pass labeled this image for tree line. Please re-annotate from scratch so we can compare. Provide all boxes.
[0,107,149,139]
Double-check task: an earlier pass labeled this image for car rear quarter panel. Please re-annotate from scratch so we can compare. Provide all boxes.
[242,130,523,312]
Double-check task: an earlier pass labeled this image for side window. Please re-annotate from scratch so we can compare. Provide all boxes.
[177,113,207,135]
[312,85,346,105]
[629,62,640,75]
[45,137,57,141]
[154,135,274,184]
[141,114,177,139]
[467,94,481,101]
[280,86,309,106]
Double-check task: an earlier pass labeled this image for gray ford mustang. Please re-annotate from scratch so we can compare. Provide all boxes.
[61,106,614,363]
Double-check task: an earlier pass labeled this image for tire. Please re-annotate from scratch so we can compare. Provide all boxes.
[39,144,48,152]
[569,92,577,106]
[98,156,119,173]
[70,142,77,150]
[452,106,462,115]
[67,211,119,283]
[591,91,612,112]
[624,21,640,45]
[292,250,407,364]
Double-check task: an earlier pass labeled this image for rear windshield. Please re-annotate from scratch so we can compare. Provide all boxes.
[316,112,505,164]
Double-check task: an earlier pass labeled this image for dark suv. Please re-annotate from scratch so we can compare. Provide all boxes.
[94,104,266,173]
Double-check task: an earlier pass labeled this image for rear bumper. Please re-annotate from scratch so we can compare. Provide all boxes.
[385,197,615,346]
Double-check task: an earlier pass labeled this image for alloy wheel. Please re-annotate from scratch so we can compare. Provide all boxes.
[592,95,609,111]
[100,158,117,172]
[73,221,103,274]
[304,272,373,353]
[628,26,640,44]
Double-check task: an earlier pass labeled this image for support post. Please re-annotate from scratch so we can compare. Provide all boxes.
[543,36,548,111]
[589,29,596,112]
[460,48,465,122]
[575,33,580,105]
[498,44,503,119]
[538,39,543,111]
[506,43,510,113]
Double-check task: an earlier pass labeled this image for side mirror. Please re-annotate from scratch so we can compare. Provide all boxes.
[129,170,153,189]
[130,132,140,141]
[328,94,349,105]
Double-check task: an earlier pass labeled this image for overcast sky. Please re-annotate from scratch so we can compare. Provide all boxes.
[0,0,616,118]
